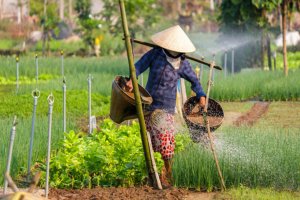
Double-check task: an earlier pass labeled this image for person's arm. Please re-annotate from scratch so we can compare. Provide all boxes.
[135,48,156,77]
[126,48,156,91]
[180,60,206,107]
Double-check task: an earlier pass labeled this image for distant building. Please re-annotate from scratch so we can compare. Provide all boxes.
[0,0,103,22]
[0,0,28,22]
[91,0,104,15]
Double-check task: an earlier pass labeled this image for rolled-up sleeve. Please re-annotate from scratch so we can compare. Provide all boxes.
[179,60,206,99]
[135,48,156,77]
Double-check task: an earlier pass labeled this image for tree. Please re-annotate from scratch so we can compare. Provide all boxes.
[100,0,161,38]
[218,0,270,72]
[30,0,60,55]
[59,0,64,20]
[219,0,300,75]
[281,0,288,76]
[75,0,102,54]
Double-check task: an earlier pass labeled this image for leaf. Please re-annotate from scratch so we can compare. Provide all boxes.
[231,0,242,5]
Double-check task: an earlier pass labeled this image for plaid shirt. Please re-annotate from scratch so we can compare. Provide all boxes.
[135,47,206,113]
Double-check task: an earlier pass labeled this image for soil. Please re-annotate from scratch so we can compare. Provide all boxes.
[186,116,223,127]
[48,187,216,200]
[67,102,270,200]
[233,102,270,126]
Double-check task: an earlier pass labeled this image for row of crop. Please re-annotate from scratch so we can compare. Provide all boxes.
[1,55,299,101]
[0,56,130,96]
[275,51,300,69]
[0,90,110,184]
[6,119,298,190]
[35,119,190,189]
[173,126,300,191]
[197,68,300,101]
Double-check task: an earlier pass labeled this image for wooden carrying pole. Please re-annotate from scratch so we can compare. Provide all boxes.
[119,0,162,189]
[129,38,223,71]
[203,62,226,191]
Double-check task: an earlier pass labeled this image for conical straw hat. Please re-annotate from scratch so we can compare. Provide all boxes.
[151,25,196,53]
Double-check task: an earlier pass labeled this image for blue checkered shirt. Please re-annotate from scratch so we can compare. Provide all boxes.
[135,47,206,113]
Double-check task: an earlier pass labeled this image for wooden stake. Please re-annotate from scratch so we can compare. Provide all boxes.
[203,61,226,191]
[118,0,162,189]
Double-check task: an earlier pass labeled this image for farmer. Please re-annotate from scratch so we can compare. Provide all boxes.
[126,25,206,186]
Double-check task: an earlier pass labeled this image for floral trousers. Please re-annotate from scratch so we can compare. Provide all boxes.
[144,110,175,160]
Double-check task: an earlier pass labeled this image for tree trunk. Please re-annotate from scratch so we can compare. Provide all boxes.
[59,0,64,20]
[267,33,272,71]
[260,9,267,70]
[0,0,3,20]
[27,0,30,16]
[42,0,48,56]
[261,31,265,70]
[281,0,288,76]
[210,0,215,11]
[278,5,282,32]
[68,0,72,20]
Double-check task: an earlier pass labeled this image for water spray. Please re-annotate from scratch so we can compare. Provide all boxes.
[3,116,17,194]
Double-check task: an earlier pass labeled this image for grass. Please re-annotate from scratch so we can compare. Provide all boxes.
[276,51,300,69]
[0,115,76,184]
[34,40,85,53]
[220,102,253,113]
[257,101,300,129]
[1,55,300,100]
[0,39,22,50]
[217,186,300,200]
[201,68,300,101]
[173,126,300,191]
[0,55,299,198]
[0,55,129,96]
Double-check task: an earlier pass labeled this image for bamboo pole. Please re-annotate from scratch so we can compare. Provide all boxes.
[128,38,223,70]
[118,0,161,189]
[203,62,226,191]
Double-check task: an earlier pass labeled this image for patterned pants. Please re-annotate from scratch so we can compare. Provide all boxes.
[145,110,175,160]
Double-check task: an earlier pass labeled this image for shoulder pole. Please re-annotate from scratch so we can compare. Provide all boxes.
[128,38,223,70]
[118,0,162,189]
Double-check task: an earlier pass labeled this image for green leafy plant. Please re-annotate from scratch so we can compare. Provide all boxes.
[38,119,164,188]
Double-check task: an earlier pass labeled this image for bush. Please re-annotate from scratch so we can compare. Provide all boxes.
[38,119,164,188]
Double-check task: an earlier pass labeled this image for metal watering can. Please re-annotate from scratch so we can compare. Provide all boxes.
[182,96,224,142]
[110,76,153,124]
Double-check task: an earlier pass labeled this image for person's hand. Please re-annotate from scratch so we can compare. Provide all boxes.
[126,79,133,92]
[199,96,206,108]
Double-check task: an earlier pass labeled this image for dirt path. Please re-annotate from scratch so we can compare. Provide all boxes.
[49,187,194,200]
[2,187,216,200]
[233,102,270,126]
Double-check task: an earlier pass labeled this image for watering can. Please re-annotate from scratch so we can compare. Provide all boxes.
[182,96,224,142]
[110,76,153,124]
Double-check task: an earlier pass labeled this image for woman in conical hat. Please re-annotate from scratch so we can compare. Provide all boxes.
[127,25,206,187]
